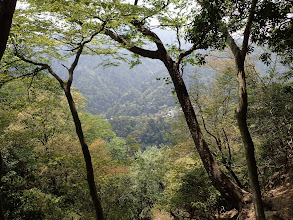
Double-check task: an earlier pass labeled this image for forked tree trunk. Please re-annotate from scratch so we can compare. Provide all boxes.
[63,87,104,220]
[0,0,17,61]
[227,31,266,219]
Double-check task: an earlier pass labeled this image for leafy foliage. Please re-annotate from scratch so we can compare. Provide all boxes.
[251,0,293,66]
[109,115,172,148]
[247,72,293,179]
[1,0,293,219]
[130,147,167,219]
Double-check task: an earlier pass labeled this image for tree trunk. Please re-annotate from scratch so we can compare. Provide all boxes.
[0,152,4,220]
[63,87,104,220]
[164,59,248,207]
[226,25,266,218]
[15,40,105,220]
[0,0,17,60]
[236,67,266,220]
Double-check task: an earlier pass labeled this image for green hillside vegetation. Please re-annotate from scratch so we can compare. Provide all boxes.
[1,0,293,220]
[109,115,173,149]
[63,48,274,118]
[57,55,189,117]
[2,61,292,219]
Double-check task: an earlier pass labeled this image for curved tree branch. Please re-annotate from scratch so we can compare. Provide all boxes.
[14,51,65,88]
[104,28,161,59]
[133,22,167,54]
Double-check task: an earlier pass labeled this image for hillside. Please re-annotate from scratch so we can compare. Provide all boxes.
[59,55,175,117]
[54,53,217,118]
[54,42,279,119]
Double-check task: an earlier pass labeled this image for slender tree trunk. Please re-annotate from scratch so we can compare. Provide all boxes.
[63,86,104,220]
[0,0,17,60]
[0,152,4,220]
[164,59,248,207]
[236,66,266,220]
[15,41,105,220]
[226,21,266,216]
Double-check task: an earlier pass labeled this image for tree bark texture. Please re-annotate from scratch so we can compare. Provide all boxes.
[0,1,17,218]
[225,2,266,213]
[0,0,17,60]
[63,87,104,220]
[0,152,4,220]
[236,68,266,220]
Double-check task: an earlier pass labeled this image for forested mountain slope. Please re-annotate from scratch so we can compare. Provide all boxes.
[55,44,277,119]
[54,53,216,117]
[58,56,173,117]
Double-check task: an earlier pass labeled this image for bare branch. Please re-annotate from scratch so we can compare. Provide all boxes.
[222,128,232,163]
[191,94,221,150]
[62,64,69,71]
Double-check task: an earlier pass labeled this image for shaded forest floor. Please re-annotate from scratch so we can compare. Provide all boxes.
[264,179,293,220]
[153,172,293,220]
[235,172,293,220]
